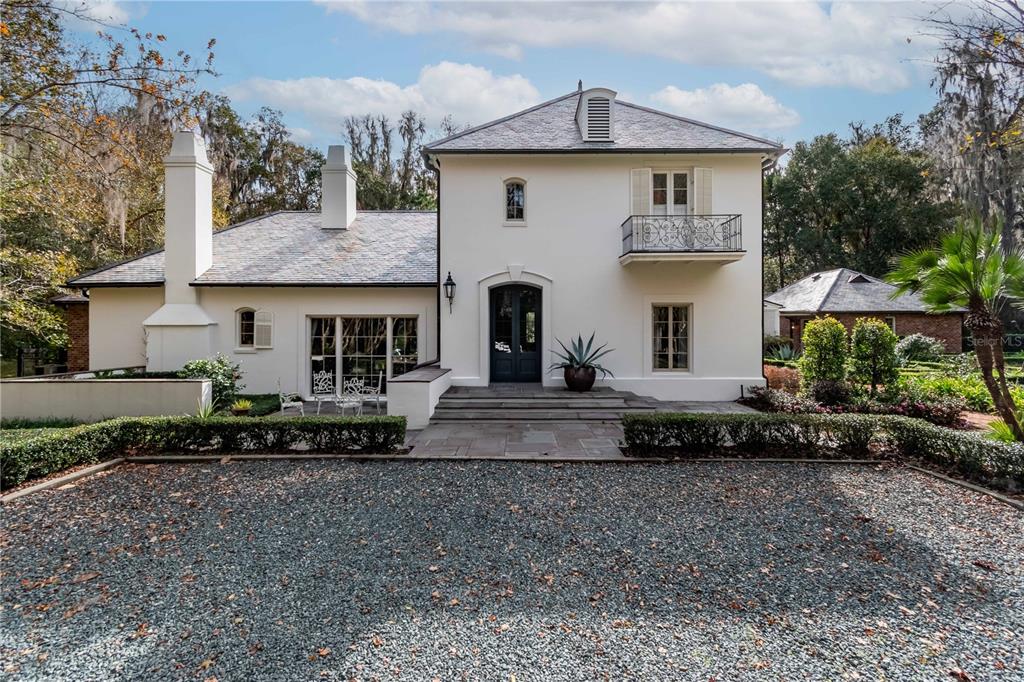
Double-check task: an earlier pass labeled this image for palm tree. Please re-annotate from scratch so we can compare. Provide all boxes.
[887,215,1024,440]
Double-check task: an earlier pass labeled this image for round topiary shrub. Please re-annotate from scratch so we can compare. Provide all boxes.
[896,333,945,364]
[798,316,848,393]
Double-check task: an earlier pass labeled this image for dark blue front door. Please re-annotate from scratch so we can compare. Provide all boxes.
[490,284,541,382]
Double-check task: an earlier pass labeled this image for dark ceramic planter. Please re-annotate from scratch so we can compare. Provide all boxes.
[564,366,597,392]
[230,408,251,417]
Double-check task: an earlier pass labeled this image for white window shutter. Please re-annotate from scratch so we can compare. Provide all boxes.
[630,168,651,215]
[693,168,712,214]
[254,311,273,348]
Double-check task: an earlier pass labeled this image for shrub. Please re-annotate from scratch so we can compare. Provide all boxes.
[901,372,1024,414]
[798,316,848,391]
[0,415,408,489]
[883,416,1024,488]
[809,379,853,407]
[622,412,1022,491]
[850,318,899,395]
[179,354,244,408]
[764,365,800,394]
[741,386,819,414]
[745,385,965,428]
[896,333,945,364]
[622,412,882,459]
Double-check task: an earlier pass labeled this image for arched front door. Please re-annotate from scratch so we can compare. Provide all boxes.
[490,284,541,382]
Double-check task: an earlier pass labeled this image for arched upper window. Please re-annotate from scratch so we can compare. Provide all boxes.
[237,308,256,347]
[504,178,525,223]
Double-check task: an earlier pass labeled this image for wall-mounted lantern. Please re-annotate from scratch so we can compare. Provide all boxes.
[443,272,456,313]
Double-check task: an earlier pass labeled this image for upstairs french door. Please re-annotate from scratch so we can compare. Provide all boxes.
[652,171,689,216]
[309,316,418,394]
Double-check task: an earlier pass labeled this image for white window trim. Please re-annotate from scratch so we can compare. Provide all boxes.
[303,314,421,399]
[502,177,527,227]
[235,307,257,353]
[649,169,691,216]
[643,296,694,377]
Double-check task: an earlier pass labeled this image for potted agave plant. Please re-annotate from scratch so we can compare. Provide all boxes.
[230,398,253,416]
[551,333,614,392]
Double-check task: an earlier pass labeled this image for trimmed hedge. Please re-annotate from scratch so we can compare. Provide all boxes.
[623,413,878,458]
[883,416,1024,487]
[623,412,1023,491]
[0,415,407,490]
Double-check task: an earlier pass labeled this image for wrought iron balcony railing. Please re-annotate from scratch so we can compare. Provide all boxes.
[621,214,742,255]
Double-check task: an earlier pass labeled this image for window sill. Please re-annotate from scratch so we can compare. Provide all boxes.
[234,347,257,354]
[502,221,528,228]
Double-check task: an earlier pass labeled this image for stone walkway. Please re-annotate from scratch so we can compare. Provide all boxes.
[405,421,627,460]
[405,385,753,460]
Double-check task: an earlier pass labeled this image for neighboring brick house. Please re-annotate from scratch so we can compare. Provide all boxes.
[766,268,964,352]
[51,293,89,372]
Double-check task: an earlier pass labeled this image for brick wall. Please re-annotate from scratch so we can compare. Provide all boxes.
[781,312,963,353]
[62,302,89,372]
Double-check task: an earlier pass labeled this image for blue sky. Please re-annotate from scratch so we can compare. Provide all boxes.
[80,1,947,149]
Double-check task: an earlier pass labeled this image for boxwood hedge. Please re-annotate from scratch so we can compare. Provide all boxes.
[622,412,879,459]
[0,415,407,490]
[623,412,1023,491]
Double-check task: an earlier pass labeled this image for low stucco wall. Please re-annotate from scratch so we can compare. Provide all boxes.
[0,379,212,422]
[388,367,452,430]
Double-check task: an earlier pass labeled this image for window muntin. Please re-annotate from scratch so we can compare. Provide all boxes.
[505,180,525,221]
[651,171,689,216]
[238,309,255,347]
[391,316,419,378]
[652,304,689,371]
[309,316,418,394]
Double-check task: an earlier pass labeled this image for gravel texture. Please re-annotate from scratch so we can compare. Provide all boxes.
[2,460,1021,681]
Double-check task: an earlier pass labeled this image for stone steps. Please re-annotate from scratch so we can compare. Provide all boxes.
[431,386,658,424]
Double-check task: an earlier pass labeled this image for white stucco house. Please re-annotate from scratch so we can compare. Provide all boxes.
[69,85,783,413]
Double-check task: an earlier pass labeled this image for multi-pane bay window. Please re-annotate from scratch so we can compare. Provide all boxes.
[652,304,690,371]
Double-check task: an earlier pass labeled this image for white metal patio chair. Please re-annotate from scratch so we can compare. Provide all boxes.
[334,378,364,416]
[360,371,386,414]
[278,380,304,416]
[311,370,336,415]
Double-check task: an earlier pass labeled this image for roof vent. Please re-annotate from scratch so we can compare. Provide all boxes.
[576,88,616,142]
[848,274,871,283]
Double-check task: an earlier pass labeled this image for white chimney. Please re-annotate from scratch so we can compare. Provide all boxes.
[163,131,213,303]
[322,145,358,229]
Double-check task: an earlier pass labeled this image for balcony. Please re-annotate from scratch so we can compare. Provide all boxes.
[619,214,744,264]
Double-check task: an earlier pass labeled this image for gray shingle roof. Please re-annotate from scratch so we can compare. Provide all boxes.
[424,91,784,154]
[69,211,437,287]
[767,268,964,314]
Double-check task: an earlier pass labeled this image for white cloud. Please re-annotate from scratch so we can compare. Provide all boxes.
[59,0,133,27]
[318,0,944,92]
[651,83,800,131]
[224,61,541,136]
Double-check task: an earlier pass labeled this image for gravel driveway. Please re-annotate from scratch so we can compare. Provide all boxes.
[2,461,1021,681]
